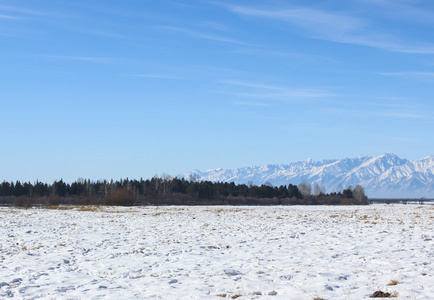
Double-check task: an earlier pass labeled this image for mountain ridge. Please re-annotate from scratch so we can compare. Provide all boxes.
[181,153,434,198]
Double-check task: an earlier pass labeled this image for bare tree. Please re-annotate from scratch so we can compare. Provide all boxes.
[152,173,175,195]
[161,173,174,195]
[353,185,367,203]
[298,182,312,197]
[86,179,93,197]
[313,182,325,196]
[337,183,343,194]
[152,174,162,194]
[188,173,200,183]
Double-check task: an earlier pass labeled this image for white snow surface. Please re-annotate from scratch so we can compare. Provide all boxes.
[1,205,434,299]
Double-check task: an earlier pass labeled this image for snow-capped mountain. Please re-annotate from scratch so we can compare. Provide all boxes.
[182,153,434,198]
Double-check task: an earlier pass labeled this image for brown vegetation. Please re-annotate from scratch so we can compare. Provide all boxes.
[387,280,399,286]
[104,188,135,206]
[370,291,397,298]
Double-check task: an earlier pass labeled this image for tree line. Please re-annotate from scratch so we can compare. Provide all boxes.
[0,175,368,207]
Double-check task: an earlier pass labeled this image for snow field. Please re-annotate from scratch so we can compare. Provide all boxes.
[1,205,433,299]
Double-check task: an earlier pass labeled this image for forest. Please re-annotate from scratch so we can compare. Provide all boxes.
[0,176,368,207]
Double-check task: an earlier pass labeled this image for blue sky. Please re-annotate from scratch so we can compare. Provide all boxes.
[1,0,434,183]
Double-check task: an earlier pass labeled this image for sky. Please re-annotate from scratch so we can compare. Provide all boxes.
[1,0,434,183]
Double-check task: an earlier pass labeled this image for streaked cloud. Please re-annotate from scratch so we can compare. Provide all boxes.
[198,21,231,32]
[42,55,113,63]
[376,111,426,119]
[124,74,182,80]
[220,80,337,101]
[380,72,434,80]
[157,26,248,45]
[315,102,428,119]
[228,6,365,34]
[221,80,284,91]
[220,3,434,54]
[76,29,132,40]
[385,136,419,143]
[231,47,327,63]
[0,5,67,18]
[0,14,17,19]
[361,0,434,25]
[231,48,291,57]
[232,101,272,107]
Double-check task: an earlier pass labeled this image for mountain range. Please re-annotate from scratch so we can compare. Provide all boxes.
[182,153,434,198]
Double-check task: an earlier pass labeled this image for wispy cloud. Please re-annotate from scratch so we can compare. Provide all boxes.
[0,5,43,16]
[315,106,361,116]
[380,72,434,81]
[333,108,426,119]
[231,47,291,57]
[157,26,248,45]
[315,101,428,119]
[0,5,68,18]
[124,74,183,80]
[221,80,283,90]
[0,14,17,19]
[0,5,78,39]
[376,111,426,119]
[352,95,431,119]
[232,101,272,107]
[59,2,162,21]
[361,0,434,25]
[199,21,231,32]
[384,136,419,143]
[220,3,434,54]
[230,47,328,63]
[229,6,365,34]
[42,55,113,63]
[220,80,337,101]
[75,28,131,40]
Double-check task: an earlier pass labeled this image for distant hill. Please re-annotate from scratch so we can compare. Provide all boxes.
[181,153,434,198]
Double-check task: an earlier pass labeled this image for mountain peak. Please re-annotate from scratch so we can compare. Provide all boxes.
[380,152,399,159]
[376,153,407,165]
[421,154,434,161]
[181,153,434,198]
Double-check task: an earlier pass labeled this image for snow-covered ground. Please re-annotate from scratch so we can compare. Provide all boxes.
[1,204,433,299]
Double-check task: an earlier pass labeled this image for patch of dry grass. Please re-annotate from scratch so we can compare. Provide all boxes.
[387,279,399,286]
[42,205,101,211]
[44,205,73,210]
[149,212,167,216]
[370,291,397,298]
[77,205,100,212]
